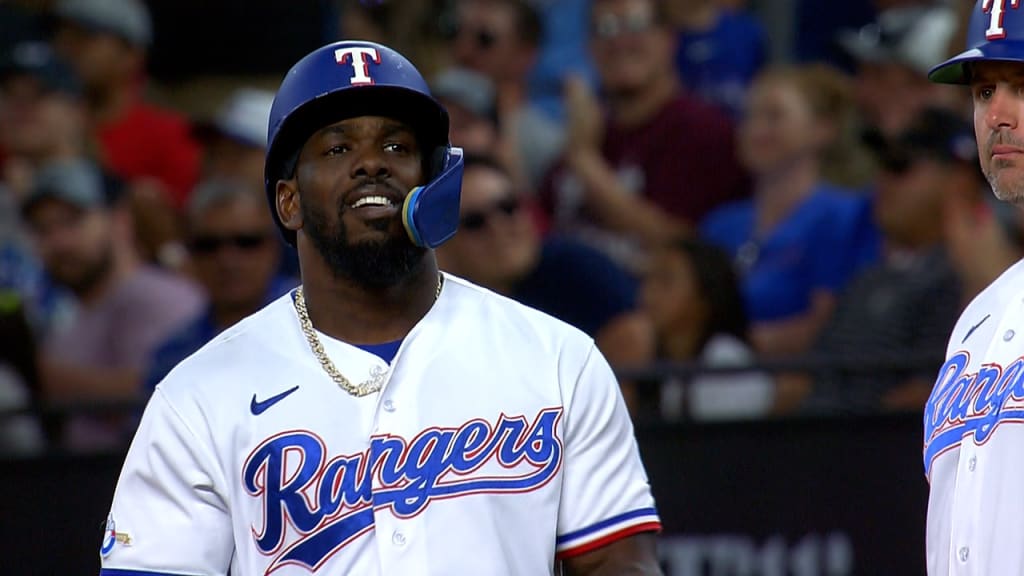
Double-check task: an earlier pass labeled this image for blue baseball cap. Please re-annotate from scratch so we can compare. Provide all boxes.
[0,41,81,96]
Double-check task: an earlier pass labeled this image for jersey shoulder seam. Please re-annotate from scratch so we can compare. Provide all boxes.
[151,387,229,494]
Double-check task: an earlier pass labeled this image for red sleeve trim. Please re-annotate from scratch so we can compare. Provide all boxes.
[555,521,662,559]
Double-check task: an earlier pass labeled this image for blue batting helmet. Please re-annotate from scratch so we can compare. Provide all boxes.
[265,40,463,248]
[930,0,1024,84]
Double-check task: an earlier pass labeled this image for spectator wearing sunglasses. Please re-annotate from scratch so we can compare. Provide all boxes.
[540,0,747,271]
[143,178,297,397]
[21,158,203,452]
[799,108,971,415]
[449,0,565,190]
[436,155,653,405]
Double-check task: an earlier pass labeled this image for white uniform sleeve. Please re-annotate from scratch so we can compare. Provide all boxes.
[556,344,661,558]
[100,388,233,575]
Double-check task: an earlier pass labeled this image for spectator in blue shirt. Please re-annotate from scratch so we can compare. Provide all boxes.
[667,0,768,118]
[436,154,653,405]
[144,178,297,393]
[701,64,878,357]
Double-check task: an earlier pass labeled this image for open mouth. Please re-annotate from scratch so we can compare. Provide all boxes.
[350,195,398,209]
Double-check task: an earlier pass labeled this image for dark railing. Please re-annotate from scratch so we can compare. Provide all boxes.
[1,351,946,423]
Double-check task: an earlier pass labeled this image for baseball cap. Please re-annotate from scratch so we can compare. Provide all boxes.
[193,88,276,149]
[0,41,81,96]
[866,108,977,171]
[837,5,957,76]
[54,0,153,47]
[21,158,107,215]
[431,67,498,125]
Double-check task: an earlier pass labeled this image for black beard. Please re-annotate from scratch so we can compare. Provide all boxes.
[59,240,115,296]
[300,192,426,289]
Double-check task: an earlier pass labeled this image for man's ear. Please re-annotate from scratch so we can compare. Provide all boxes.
[276,178,302,233]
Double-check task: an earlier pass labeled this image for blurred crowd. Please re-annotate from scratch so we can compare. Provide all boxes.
[1,0,1019,455]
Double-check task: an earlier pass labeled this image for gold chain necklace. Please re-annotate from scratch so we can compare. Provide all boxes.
[293,275,443,397]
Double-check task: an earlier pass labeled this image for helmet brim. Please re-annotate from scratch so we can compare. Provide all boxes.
[929,40,1024,84]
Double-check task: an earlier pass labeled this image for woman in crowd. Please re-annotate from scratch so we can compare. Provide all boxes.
[701,64,877,357]
[641,237,772,421]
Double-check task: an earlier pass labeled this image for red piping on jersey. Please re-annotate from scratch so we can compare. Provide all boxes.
[555,521,663,559]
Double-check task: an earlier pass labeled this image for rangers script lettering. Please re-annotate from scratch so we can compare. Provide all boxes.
[334,47,380,85]
[924,352,1024,474]
[243,409,564,571]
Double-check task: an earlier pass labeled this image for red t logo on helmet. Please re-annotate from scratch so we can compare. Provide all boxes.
[984,0,1022,40]
[334,46,381,85]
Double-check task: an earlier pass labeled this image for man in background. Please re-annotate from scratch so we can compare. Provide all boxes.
[450,0,564,188]
[437,155,653,407]
[431,67,502,159]
[145,178,296,394]
[190,86,299,279]
[0,41,86,335]
[542,0,746,270]
[52,0,201,208]
[837,3,960,137]
[804,108,969,414]
[22,158,202,451]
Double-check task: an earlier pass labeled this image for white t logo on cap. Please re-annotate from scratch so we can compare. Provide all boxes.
[985,0,1022,40]
[334,47,380,85]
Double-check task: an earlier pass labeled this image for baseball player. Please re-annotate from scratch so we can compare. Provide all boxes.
[925,1,1024,574]
[98,40,663,575]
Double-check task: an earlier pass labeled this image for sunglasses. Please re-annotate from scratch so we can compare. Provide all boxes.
[593,11,656,39]
[453,24,498,50]
[460,196,521,231]
[878,149,939,176]
[189,233,270,254]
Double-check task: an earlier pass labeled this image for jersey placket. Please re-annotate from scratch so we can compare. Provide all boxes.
[949,300,1024,575]
[366,339,433,574]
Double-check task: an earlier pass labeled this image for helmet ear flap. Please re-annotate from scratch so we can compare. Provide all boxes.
[428,146,449,180]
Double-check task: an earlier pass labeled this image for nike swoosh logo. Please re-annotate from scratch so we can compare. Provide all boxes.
[251,386,300,415]
[962,314,991,344]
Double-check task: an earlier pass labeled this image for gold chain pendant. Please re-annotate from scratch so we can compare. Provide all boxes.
[292,275,443,397]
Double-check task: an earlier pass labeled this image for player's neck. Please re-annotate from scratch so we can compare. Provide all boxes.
[298,253,441,345]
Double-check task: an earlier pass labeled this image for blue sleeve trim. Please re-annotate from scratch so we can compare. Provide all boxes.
[100,565,196,569]
[556,507,660,545]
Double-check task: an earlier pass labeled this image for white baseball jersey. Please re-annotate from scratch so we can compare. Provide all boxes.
[925,258,1024,575]
[99,273,661,575]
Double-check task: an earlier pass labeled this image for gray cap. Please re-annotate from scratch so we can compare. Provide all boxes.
[837,5,957,76]
[55,0,153,47]
[193,88,276,148]
[431,67,497,123]
[23,159,106,213]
